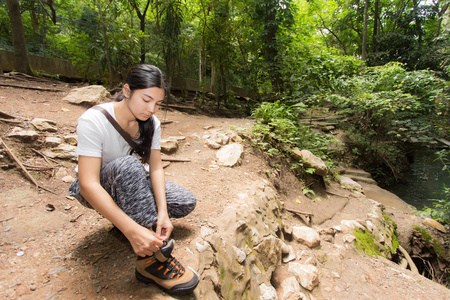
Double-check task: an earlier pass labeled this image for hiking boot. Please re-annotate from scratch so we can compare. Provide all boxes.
[135,239,199,295]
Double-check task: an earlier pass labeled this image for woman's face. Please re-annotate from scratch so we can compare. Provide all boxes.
[126,85,165,121]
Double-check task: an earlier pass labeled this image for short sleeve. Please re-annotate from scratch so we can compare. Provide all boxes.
[76,113,104,158]
[151,116,161,150]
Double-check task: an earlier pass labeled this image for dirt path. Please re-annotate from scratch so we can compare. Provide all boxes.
[1,76,449,299]
[0,77,267,299]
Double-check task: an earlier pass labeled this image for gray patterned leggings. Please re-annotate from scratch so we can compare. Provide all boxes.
[68,155,196,228]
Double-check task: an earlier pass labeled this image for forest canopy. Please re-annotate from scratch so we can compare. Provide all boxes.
[1,0,449,95]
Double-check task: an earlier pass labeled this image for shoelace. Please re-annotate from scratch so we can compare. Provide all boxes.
[163,256,186,279]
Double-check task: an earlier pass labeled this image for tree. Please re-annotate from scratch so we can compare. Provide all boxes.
[6,0,33,75]
[129,0,152,63]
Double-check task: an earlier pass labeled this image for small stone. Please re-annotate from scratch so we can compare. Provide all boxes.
[4,227,11,232]
[17,251,24,256]
[62,175,75,183]
[46,204,55,212]
[30,285,36,291]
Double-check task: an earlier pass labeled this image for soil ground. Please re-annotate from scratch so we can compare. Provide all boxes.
[0,75,449,299]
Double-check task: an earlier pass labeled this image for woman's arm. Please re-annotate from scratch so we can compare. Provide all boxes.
[148,149,173,240]
[77,155,163,256]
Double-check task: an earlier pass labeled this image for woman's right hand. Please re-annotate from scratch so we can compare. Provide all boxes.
[125,224,164,257]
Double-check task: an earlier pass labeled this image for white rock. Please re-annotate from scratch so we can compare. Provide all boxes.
[205,139,221,149]
[62,175,75,183]
[339,176,363,193]
[288,263,319,291]
[233,246,246,264]
[45,136,62,147]
[292,226,320,248]
[64,134,78,146]
[283,245,297,263]
[7,128,39,140]
[196,241,210,253]
[62,85,111,106]
[31,118,57,132]
[259,283,278,300]
[343,234,356,243]
[200,226,215,238]
[341,220,365,231]
[281,276,303,300]
[216,143,244,167]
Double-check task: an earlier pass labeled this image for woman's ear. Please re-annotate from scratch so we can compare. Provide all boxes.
[123,84,131,99]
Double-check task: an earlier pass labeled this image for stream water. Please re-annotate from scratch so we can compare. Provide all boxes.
[387,148,450,210]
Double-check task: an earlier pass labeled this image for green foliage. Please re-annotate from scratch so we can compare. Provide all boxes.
[252,101,339,160]
[421,150,450,225]
[316,62,450,181]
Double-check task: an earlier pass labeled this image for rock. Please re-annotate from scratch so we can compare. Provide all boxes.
[292,226,320,248]
[160,139,178,154]
[339,176,363,193]
[283,245,297,263]
[167,136,186,141]
[44,136,62,147]
[64,135,78,146]
[62,85,111,106]
[259,283,278,300]
[233,246,246,264]
[341,220,365,231]
[288,263,319,291]
[216,143,244,167]
[281,276,304,300]
[343,234,356,243]
[30,118,57,132]
[42,144,77,161]
[423,218,447,233]
[7,127,39,141]
[292,149,328,176]
[205,138,221,149]
[62,175,75,183]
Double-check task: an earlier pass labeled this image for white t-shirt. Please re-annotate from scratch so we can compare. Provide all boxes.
[76,102,161,167]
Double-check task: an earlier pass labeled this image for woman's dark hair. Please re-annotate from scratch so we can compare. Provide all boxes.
[115,64,167,163]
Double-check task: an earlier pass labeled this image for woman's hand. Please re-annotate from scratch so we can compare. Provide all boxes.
[155,212,173,241]
[125,224,164,257]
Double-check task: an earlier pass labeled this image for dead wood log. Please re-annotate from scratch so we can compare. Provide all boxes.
[398,244,419,274]
[0,83,64,92]
[161,156,191,162]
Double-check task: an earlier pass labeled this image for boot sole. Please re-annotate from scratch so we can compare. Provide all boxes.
[135,270,199,296]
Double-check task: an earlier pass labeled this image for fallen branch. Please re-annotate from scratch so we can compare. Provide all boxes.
[22,163,55,171]
[31,148,61,166]
[0,83,64,92]
[0,137,57,194]
[0,217,14,222]
[0,136,39,187]
[398,245,419,274]
[161,156,191,162]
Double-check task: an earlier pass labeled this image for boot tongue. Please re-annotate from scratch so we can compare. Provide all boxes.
[159,239,174,259]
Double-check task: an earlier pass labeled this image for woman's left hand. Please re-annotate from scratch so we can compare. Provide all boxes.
[155,213,173,241]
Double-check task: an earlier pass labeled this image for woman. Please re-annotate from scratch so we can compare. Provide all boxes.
[69,64,199,295]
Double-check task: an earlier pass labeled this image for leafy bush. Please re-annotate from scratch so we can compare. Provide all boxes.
[251,101,338,161]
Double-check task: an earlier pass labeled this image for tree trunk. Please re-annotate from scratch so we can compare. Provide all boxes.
[361,0,369,62]
[6,0,33,75]
[97,0,113,86]
[435,2,449,38]
[372,0,379,49]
